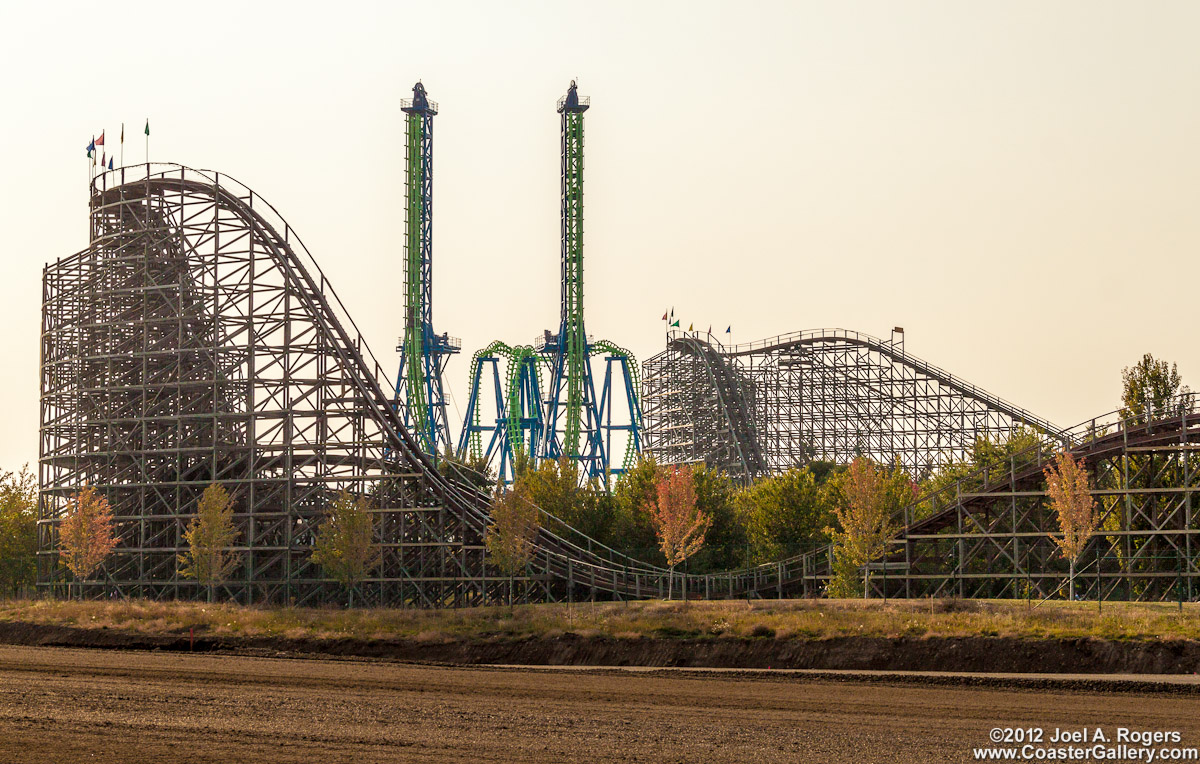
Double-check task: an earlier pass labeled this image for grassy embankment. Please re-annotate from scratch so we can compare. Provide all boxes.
[1,598,1198,644]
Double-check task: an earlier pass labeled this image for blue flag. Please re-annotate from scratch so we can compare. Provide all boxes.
[86,139,95,157]
[725,326,731,333]
[108,157,114,170]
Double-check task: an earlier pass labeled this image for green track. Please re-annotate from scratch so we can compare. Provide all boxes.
[403,111,429,450]
[561,108,586,457]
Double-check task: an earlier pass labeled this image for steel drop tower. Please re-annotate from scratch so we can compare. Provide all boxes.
[395,81,460,457]
[536,81,642,480]
[459,81,641,485]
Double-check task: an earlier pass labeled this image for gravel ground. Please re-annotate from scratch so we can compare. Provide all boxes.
[3,645,1200,763]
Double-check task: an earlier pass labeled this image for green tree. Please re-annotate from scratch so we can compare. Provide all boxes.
[917,428,1047,521]
[1121,353,1193,423]
[736,467,833,565]
[178,483,241,603]
[0,467,37,598]
[310,490,380,607]
[611,455,660,562]
[518,458,613,546]
[485,482,541,606]
[441,446,496,493]
[689,465,746,571]
[806,460,845,486]
[1110,354,1193,595]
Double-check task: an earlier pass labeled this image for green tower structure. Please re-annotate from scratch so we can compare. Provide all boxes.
[394,81,459,457]
[459,81,642,485]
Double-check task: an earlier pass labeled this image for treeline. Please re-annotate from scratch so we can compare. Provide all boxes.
[0,351,1188,602]
[456,438,1035,597]
[464,453,901,571]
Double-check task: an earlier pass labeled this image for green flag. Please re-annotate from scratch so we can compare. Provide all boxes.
[670,320,680,328]
[144,119,150,136]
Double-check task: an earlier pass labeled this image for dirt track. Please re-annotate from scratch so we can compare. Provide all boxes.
[4,646,1200,763]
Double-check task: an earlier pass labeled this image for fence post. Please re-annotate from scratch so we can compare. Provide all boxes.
[1178,552,1184,613]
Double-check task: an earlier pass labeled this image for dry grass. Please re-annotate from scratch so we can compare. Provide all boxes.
[1,597,1198,643]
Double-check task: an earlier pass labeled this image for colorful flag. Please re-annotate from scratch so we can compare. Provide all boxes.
[688,323,693,331]
[86,138,95,157]
[661,311,667,321]
[725,326,731,333]
[144,119,150,136]
[670,319,680,328]
[101,151,105,168]
[708,325,712,334]
[120,123,124,144]
[108,157,114,170]
[95,131,105,146]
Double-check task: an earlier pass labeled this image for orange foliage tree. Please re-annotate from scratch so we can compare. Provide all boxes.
[646,466,712,599]
[58,486,118,599]
[1044,451,1099,600]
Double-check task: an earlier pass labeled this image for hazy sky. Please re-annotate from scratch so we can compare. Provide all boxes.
[2,1,1199,471]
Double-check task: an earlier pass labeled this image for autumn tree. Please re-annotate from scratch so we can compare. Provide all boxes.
[178,483,240,603]
[310,490,380,607]
[647,465,712,599]
[1044,451,1099,600]
[58,486,118,599]
[825,458,906,598]
[485,483,542,606]
[0,467,37,598]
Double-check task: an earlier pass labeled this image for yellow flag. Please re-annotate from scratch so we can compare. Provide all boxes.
[688,323,693,331]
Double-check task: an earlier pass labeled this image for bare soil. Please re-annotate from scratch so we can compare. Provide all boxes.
[4,620,1200,674]
[3,645,1200,763]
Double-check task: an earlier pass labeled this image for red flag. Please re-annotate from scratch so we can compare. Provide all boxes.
[661,311,667,321]
[95,131,105,146]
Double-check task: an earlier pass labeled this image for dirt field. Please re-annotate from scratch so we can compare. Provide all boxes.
[4,646,1200,764]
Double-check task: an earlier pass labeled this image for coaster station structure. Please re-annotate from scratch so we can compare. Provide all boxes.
[393,82,460,457]
[642,328,1063,482]
[459,82,642,484]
